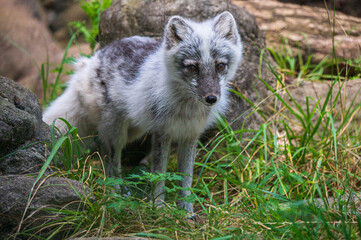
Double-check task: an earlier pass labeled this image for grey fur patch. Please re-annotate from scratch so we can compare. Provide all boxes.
[96,61,111,104]
[173,37,202,80]
[98,37,160,85]
[210,46,232,66]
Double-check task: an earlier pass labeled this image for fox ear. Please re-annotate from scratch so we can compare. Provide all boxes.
[213,11,239,44]
[165,16,193,49]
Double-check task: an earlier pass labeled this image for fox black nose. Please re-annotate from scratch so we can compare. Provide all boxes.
[205,95,218,105]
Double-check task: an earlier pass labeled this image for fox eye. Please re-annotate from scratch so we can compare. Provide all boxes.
[186,64,198,74]
[216,63,226,72]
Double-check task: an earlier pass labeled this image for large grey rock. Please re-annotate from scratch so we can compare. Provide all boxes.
[99,0,276,131]
[0,76,51,175]
[0,175,91,239]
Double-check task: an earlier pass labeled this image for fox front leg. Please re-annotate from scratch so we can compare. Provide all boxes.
[151,132,171,203]
[177,139,197,213]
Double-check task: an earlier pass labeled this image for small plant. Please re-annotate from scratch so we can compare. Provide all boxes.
[70,0,113,52]
[100,171,188,207]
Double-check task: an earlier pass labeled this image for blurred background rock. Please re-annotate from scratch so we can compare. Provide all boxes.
[0,0,91,99]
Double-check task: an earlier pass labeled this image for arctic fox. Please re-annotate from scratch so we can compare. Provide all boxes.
[43,11,243,212]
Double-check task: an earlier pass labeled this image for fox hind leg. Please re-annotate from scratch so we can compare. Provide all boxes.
[98,117,129,178]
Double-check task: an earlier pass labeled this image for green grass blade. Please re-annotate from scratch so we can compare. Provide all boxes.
[327,111,337,163]
[50,34,76,102]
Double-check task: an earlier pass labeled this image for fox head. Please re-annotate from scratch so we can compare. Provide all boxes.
[163,11,243,106]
